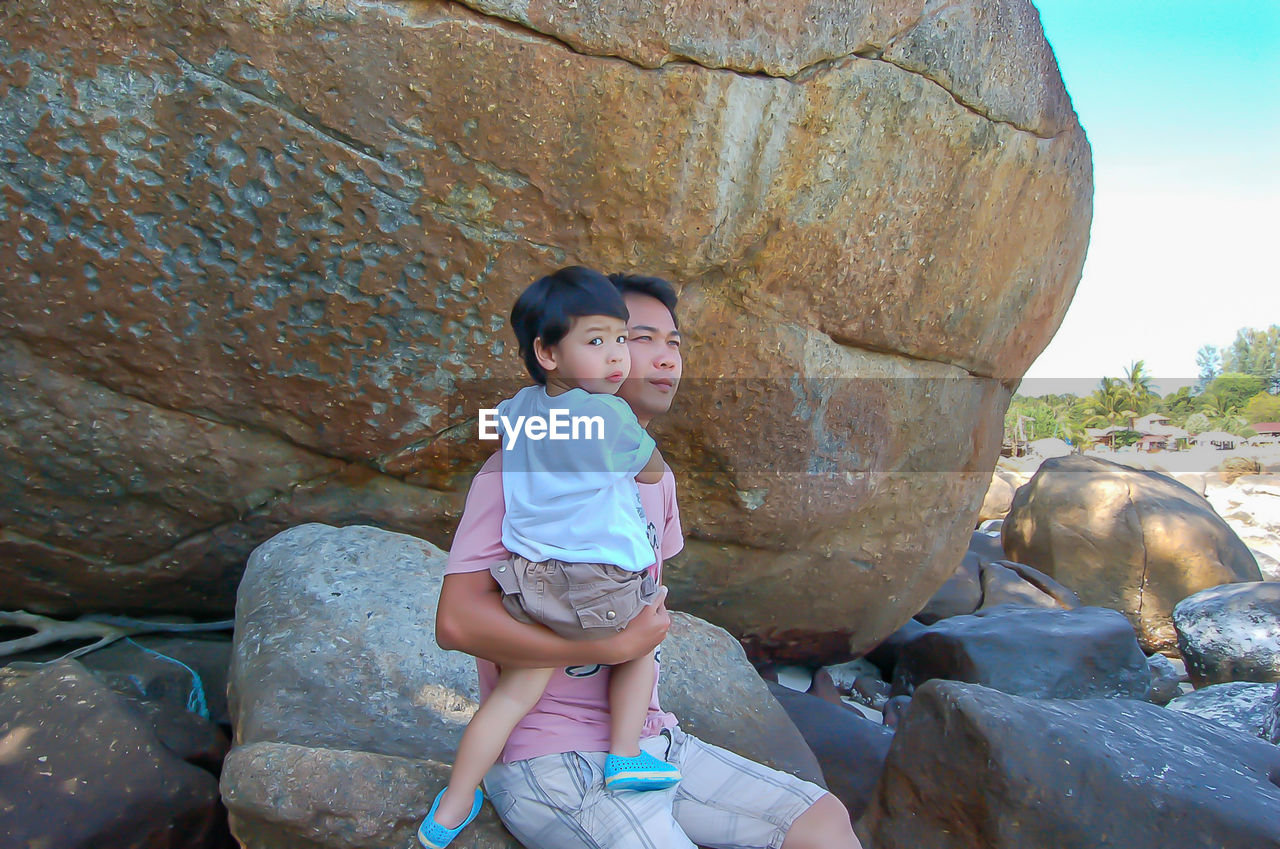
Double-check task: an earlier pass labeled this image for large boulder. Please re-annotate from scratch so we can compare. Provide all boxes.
[1003,455,1261,651]
[223,524,821,847]
[866,680,1280,849]
[1173,581,1280,687]
[891,605,1150,701]
[0,0,1091,661]
[0,659,227,849]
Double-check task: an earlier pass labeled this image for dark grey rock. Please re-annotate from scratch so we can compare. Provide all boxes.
[867,680,1280,849]
[766,681,893,821]
[892,605,1149,700]
[0,659,226,849]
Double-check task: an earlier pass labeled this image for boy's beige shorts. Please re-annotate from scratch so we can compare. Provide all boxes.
[490,554,658,640]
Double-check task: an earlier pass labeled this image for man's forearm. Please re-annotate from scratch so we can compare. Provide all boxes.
[436,571,665,668]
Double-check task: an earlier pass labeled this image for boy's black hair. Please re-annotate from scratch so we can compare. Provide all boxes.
[607,273,679,328]
[511,266,629,384]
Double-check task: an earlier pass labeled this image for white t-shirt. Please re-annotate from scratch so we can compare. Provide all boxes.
[496,385,657,571]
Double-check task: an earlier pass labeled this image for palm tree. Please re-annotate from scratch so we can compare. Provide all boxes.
[1123,360,1154,415]
[1084,378,1138,427]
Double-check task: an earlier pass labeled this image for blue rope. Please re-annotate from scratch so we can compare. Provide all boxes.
[125,638,210,720]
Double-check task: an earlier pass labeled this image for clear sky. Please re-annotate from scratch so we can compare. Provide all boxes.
[1018,0,1280,397]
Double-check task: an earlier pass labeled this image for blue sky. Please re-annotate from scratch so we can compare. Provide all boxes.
[1018,0,1280,396]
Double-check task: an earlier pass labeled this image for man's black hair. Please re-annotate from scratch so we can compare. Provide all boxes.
[511,266,629,384]
[607,273,679,327]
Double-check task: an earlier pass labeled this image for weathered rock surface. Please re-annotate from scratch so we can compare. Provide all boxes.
[1003,455,1261,651]
[1,0,1090,659]
[1167,682,1279,742]
[866,680,1280,849]
[224,524,823,845]
[0,659,227,849]
[1173,581,1280,686]
[915,548,1079,624]
[892,605,1150,700]
[221,743,518,849]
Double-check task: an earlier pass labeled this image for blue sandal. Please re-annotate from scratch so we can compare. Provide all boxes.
[418,787,483,849]
[604,751,681,791]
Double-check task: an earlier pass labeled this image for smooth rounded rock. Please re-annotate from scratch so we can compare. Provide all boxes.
[1173,581,1280,687]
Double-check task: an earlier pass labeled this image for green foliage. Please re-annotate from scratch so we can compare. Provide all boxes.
[1221,325,1280,390]
[1206,373,1269,414]
[1242,392,1280,424]
[1158,386,1198,426]
[1112,429,1142,449]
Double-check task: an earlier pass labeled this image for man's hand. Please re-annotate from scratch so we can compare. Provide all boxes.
[603,585,670,664]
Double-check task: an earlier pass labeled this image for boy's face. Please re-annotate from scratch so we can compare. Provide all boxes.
[535,314,631,395]
[618,293,681,425]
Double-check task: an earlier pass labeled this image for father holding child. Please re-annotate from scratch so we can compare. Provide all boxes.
[433,267,863,849]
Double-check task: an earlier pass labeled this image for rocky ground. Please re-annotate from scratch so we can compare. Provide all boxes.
[4,453,1279,849]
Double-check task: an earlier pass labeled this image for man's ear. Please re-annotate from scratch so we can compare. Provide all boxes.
[533,337,558,375]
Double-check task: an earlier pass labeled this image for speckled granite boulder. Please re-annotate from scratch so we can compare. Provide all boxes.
[1,0,1090,660]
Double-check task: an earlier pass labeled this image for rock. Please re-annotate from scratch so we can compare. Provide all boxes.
[222,742,518,849]
[228,525,478,764]
[1146,652,1183,706]
[1173,582,1280,686]
[822,657,884,695]
[967,529,1007,565]
[1221,457,1263,484]
[1264,684,1280,744]
[915,550,983,624]
[863,619,929,681]
[225,524,824,843]
[75,637,232,770]
[882,695,913,729]
[1167,682,1279,742]
[979,472,1015,520]
[866,680,1280,849]
[0,659,226,849]
[1,0,1090,663]
[892,605,1150,701]
[978,559,1079,611]
[658,613,825,783]
[1003,455,1262,651]
[766,681,893,822]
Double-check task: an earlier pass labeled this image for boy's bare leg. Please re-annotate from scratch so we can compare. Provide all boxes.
[434,665,555,827]
[608,650,656,757]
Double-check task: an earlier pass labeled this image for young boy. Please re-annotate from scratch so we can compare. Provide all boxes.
[418,267,681,849]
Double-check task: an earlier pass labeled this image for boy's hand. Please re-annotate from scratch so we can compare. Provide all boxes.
[608,585,670,663]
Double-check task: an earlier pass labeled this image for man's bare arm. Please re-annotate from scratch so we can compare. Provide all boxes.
[436,570,670,668]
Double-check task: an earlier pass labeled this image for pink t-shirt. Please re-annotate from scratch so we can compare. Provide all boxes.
[445,451,682,763]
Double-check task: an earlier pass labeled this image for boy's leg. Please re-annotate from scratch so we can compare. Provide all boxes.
[664,727,862,849]
[483,736,697,849]
[607,650,656,757]
[434,666,554,827]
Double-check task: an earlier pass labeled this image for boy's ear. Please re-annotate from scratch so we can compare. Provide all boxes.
[533,337,558,374]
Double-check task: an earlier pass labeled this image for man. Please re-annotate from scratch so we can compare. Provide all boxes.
[436,272,862,849]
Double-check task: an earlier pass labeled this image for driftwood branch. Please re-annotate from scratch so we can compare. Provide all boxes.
[0,610,234,663]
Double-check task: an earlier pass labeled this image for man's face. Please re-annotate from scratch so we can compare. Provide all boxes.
[618,293,681,425]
